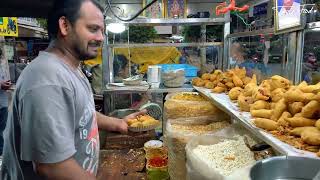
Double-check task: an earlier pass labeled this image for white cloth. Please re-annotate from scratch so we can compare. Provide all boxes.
[278,1,301,29]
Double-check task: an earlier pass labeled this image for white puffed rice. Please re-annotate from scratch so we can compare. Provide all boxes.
[193,136,255,176]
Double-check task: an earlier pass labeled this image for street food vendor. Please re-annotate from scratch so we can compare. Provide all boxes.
[1,0,145,179]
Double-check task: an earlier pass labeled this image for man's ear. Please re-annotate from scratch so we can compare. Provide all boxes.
[58,16,70,37]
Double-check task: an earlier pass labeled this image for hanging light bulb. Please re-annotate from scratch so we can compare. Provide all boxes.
[106,23,126,34]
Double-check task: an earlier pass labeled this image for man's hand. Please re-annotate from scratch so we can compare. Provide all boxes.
[0,80,12,90]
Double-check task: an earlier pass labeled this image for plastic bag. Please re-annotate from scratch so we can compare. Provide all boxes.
[162,69,185,88]
[164,121,230,180]
[185,125,259,180]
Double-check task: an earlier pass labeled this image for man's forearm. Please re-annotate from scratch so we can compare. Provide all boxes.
[96,112,121,131]
[36,158,96,180]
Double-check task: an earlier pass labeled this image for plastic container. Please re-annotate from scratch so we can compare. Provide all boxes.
[158,64,199,78]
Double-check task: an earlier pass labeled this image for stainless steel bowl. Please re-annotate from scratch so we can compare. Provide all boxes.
[250,156,320,180]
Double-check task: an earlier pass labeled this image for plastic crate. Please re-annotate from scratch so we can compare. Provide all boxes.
[158,64,199,77]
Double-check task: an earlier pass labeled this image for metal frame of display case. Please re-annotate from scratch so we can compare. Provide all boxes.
[102,16,230,115]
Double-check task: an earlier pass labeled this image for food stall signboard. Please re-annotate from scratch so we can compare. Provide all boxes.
[0,17,19,37]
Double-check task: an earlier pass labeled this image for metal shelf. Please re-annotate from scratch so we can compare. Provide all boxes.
[106,18,225,26]
[227,28,275,38]
[194,86,319,158]
[106,42,223,48]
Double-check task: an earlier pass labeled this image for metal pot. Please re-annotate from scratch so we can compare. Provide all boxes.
[250,156,320,180]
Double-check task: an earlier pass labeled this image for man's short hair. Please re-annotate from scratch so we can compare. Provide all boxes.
[47,0,104,40]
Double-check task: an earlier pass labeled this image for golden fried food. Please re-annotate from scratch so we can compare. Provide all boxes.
[290,127,318,137]
[284,89,305,102]
[288,102,304,115]
[317,151,320,157]
[217,82,227,88]
[316,120,320,130]
[250,100,270,110]
[194,79,205,87]
[301,100,320,119]
[254,118,279,131]
[300,83,320,93]
[251,109,273,119]
[304,93,317,103]
[228,87,243,100]
[253,87,271,101]
[301,129,320,146]
[297,81,308,90]
[192,77,201,85]
[213,70,223,75]
[286,117,316,127]
[131,122,143,127]
[232,66,246,79]
[242,77,252,85]
[209,74,217,81]
[278,111,292,126]
[212,86,226,93]
[260,80,272,91]
[127,119,139,126]
[201,73,211,80]
[232,74,244,87]
[271,99,287,121]
[243,83,258,97]
[204,82,215,89]
[225,82,235,89]
[238,94,254,112]
[129,115,159,127]
[271,88,286,102]
[270,75,290,91]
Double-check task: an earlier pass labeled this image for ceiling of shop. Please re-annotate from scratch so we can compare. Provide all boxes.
[0,0,54,17]
[0,0,256,18]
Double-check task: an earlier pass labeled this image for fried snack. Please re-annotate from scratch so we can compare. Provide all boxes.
[301,129,320,146]
[127,119,139,126]
[209,74,217,82]
[288,102,304,115]
[284,89,305,102]
[301,100,320,119]
[260,80,272,92]
[238,94,254,112]
[304,93,317,103]
[253,87,271,101]
[228,87,243,100]
[192,77,201,85]
[243,83,258,97]
[286,117,316,127]
[297,81,308,90]
[317,151,320,157]
[225,82,235,89]
[201,73,211,80]
[271,99,287,121]
[212,86,226,93]
[232,66,247,79]
[131,122,143,127]
[278,111,292,126]
[254,118,279,131]
[217,82,227,88]
[300,83,320,93]
[270,75,290,91]
[194,79,205,87]
[232,74,244,87]
[213,69,223,75]
[290,127,318,136]
[271,88,286,102]
[251,109,273,119]
[172,93,206,101]
[242,77,252,85]
[250,100,270,110]
[316,120,320,130]
[204,82,215,89]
